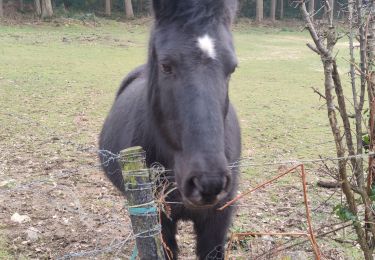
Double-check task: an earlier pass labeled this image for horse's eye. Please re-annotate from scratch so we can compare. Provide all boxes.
[161,64,173,74]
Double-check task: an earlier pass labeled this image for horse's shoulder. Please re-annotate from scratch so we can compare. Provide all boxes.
[116,64,146,98]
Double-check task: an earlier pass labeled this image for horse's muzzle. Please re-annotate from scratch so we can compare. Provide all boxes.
[183,172,231,208]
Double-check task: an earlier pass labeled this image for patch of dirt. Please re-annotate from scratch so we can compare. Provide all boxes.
[0,121,135,259]
[0,120,354,259]
[60,33,138,48]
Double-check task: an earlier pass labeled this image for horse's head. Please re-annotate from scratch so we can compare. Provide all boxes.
[148,0,238,208]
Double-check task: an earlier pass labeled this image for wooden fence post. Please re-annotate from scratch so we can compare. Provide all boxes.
[119,146,165,260]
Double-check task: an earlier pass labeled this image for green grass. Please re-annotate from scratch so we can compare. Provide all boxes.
[0,232,11,259]
[0,21,339,158]
[0,19,359,257]
[232,28,336,161]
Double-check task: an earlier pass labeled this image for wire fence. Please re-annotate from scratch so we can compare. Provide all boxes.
[0,111,368,259]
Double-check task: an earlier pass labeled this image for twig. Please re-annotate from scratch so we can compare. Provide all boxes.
[275,222,352,253]
[312,87,341,111]
[307,43,321,55]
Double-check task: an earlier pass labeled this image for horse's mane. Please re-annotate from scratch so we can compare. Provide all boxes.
[116,64,146,99]
[145,0,237,107]
[154,0,237,28]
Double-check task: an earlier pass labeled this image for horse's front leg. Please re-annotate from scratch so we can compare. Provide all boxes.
[193,207,234,260]
[160,212,179,260]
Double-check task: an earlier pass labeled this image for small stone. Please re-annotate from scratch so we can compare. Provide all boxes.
[54,230,65,240]
[262,235,274,242]
[11,213,31,223]
[26,227,39,242]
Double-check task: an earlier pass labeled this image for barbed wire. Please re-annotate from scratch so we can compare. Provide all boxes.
[0,110,365,167]
[57,232,134,260]
[1,110,367,259]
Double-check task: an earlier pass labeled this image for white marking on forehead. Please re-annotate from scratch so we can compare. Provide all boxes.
[197,34,216,59]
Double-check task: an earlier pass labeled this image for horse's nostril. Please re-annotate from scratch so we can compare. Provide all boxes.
[223,175,231,191]
[185,174,231,206]
[222,176,228,189]
[201,176,224,197]
[192,177,204,192]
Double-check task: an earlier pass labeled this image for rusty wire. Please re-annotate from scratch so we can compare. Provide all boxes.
[0,110,368,258]
[220,164,321,260]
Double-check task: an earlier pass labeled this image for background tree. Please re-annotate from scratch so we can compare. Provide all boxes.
[270,0,276,22]
[308,0,315,16]
[19,0,24,12]
[0,0,3,18]
[137,0,144,14]
[41,0,53,18]
[3,0,329,21]
[299,0,375,258]
[105,0,111,16]
[256,0,263,22]
[35,0,41,16]
[124,0,133,18]
[323,0,334,21]
[279,0,284,19]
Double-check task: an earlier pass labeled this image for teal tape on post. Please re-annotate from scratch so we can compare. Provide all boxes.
[129,206,158,216]
[130,245,138,260]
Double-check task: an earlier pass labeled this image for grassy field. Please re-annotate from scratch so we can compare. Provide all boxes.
[0,21,336,159]
[0,18,361,259]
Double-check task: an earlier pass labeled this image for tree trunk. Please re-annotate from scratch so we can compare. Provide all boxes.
[0,0,3,18]
[20,0,24,12]
[301,2,375,259]
[367,0,375,190]
[35,0,41,16]
[270,0,276,22]
[279,0,284,20]
[256,0,263,22]
[124,0,134,18]
[105,0,111,16]
[309,0,315,16]
[41,0,53,18]
[324,0,334,22]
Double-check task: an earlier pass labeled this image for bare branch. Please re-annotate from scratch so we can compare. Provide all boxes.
[307,43,321,55]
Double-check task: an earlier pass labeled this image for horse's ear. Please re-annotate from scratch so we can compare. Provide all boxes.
[152,0,162,16]
[152,0,176,21]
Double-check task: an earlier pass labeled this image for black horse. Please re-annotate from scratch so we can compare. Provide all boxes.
[99,0,241,259]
